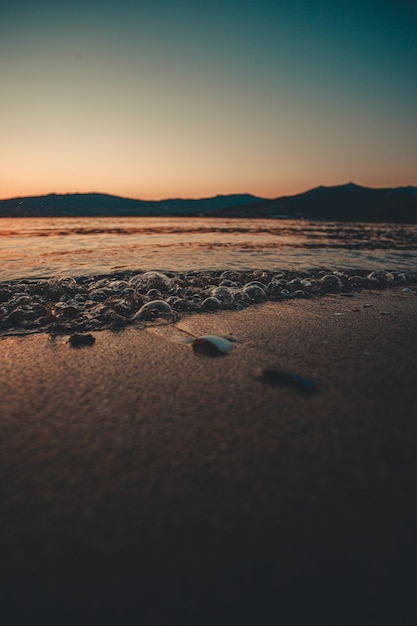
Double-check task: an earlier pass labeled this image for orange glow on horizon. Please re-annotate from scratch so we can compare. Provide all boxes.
[1,1,416,204]
[1,171,416,203]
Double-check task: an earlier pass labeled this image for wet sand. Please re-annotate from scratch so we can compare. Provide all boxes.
[1,289,417,624]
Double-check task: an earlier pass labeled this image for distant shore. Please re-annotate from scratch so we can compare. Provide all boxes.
[1,289,417,624]
[1,183,417,220]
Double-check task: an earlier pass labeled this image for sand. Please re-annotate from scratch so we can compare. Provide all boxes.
[1,288,417,624]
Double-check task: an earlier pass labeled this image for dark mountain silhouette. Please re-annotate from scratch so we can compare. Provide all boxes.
[211,183,417,222]
[1,184,417,221]
[0,192,262,217]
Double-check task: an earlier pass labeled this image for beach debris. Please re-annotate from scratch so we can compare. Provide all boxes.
[256,368,318,394]
[192,334,235,357]
[68,332,96,347]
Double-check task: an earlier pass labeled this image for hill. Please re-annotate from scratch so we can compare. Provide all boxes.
[0,193,262,217]
[1,184,417,221]
[212,183,417,222]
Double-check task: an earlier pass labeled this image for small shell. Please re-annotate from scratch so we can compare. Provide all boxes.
[192,334,234,357]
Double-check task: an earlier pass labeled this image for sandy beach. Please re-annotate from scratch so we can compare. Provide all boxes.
[1,288,417,624]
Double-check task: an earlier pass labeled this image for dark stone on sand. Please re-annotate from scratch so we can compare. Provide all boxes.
[68,333,96,347]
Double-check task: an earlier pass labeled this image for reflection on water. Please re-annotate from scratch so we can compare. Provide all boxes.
[1,216,417,281]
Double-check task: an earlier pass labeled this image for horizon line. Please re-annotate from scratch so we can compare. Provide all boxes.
[2,181,417,203]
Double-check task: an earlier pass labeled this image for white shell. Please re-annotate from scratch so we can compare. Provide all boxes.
[192,334,234,355]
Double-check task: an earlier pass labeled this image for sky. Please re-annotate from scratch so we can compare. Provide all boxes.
[1,0,416,200]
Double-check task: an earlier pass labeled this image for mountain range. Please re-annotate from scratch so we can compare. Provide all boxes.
[1,183,417,222]
[0,192,261,218]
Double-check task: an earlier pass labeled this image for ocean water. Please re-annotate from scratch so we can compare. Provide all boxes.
[1,217,416,336]
[1,217,417,281]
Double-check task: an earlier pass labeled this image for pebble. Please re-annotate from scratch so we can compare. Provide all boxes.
[68,333,96,347]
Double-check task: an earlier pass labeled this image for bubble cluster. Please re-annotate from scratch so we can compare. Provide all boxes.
[0,268,416,336]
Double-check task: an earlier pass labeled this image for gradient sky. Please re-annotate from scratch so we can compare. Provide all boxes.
[1,0,416,200]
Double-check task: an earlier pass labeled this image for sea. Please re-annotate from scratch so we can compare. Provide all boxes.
[1,216,417,280]
[1,216,416,335]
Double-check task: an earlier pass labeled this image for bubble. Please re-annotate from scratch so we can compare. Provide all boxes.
[347,275,363,289]
[172,298,195,312]
[147,288,162,299]
[90,288,113,302]
[250,270,269,283]
[200,296,221,311]
[9,294,32,307]
[121,287,135,299]
[134,300,176,323]
[231,289,250,304]
[219,270,241,282]
[267,279,287,296]
[299,278,321,294]
[244,280,266,290]
[94,278,110,289]
[292,290,308,298]
[105,297,134,316]
[52,302,81,319]
[319,274,342,292]
[130,271,172,294]
[288,278,303,291]
[367,271,394,287]
[210,286,234,304]
[108,280,129,291]
[187,272,216,287]
[243,283,267,302]
[6,309,26,325]
[46,276,78,298]
[2,266,417,337]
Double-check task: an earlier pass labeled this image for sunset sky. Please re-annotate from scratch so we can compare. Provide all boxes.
[1,0,416,201]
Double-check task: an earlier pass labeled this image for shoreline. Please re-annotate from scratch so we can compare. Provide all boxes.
[1,289,417,623]
[1,268,416,338]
